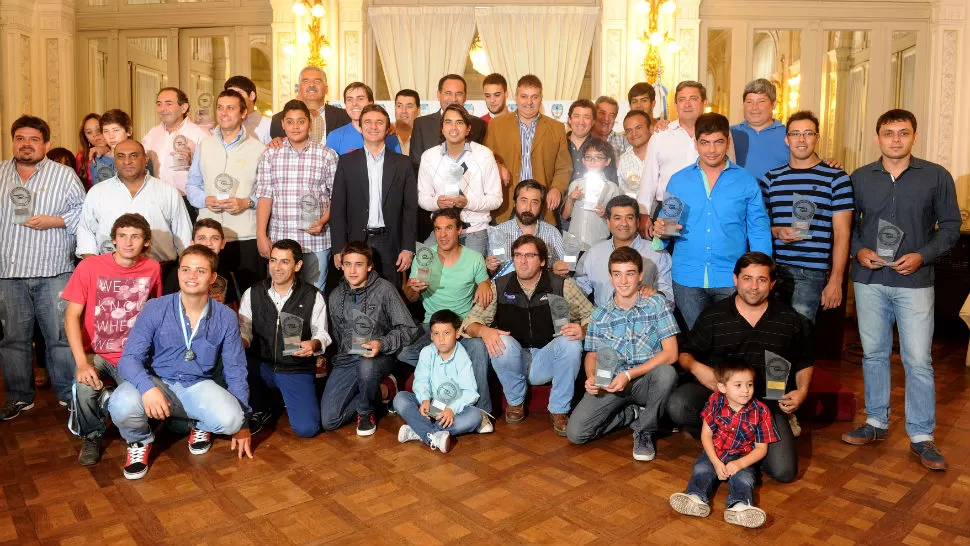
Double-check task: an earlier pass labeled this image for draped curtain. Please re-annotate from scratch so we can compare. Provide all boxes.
[368,6,477,99]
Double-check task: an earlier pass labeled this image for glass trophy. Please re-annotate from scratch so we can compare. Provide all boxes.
[622,172,641,196]
[428,381,460,419]
[209,275,228,304]
[790,193,816,240]
[214,173,238,201]
[279,311,305,356]
[300,193,322,231]
[547,294,571,336]
[98,239,115,255]
[171,135,192,171]
[594,345,621,388]
[659,192,685,236]
[440,162,463,197]
[562,230,582,272]
[875,218,904,266]
[9,186,33,225]
[348,308,377,356]
[487,226,509,264]
[582,171,606,211]
[764,350,792,400]
[95,164,115,184]
[411,242,436,284]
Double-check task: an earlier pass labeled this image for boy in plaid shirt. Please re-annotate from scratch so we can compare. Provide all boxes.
[669,359,779,528]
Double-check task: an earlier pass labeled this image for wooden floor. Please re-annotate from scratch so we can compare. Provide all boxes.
[1,324,969,545]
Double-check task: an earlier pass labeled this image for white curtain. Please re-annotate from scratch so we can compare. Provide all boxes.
[474,6,598,99]
[368,7,476,99]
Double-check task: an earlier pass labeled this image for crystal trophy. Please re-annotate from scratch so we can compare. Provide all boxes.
[214,173,238,201]
[440,161,463,197]
[428,381,460,419]
[171,135,192,171]
[582,171,606,211]
[98,238,115,255]
[562,230,582,272]
[300,193,322,231]
[348,308,377,356]
[659,192,685,236]
[96,164,115,184]
[790,193,816,240]
[875,218,904,266]
[411,242,435,284]
[279,311,305,356]
[487,226,509,264]
[764,350,792,400]
[594,345,621,388]
[209,275,228,304]
[547,294,571,336]
[9,186,33,225]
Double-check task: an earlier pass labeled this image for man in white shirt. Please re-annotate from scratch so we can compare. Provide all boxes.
[224,75,272,145]
[141,87,210,199]
[617,110,652,198]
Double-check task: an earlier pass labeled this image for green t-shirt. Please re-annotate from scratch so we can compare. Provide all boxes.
[410,245,489,321]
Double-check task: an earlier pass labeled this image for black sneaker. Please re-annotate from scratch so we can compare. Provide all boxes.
[356,413,376,436]
[911,441,947,471]
[633,430,656,461]
[0,400,34,421]
[841,423,888,445]
[123,441,152,480]
[188,428,213,455]
[78,436,102,466]
[249,411,272,435]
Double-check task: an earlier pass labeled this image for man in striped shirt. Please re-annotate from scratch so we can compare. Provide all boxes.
[760,110,854,322]
[0,116,86,419]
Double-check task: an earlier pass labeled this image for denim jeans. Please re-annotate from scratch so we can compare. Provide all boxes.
[775,263,828,323]
[109,376,245,444]
[0,274,75,403]
[392,391,481,443]
[672,282,735,330]
[260,364,320,438]
[300,249,331,293]
[685,451,758,507]
[319,354,394,430]
[853,282,936,442]
[566,365,678,444]
[398,324,493,414]
[74,355,124,438]
[490,335,582,414]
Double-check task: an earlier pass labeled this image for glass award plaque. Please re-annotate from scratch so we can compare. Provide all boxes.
[348,308,377,355]
[428,380,460,419]
[582,172,606,211]
[411,242,435,284]
[279,311,305,356]
[95,164,115,184]
[440,162,463,197]
[764,350,792,400]
[659,192,685,236]
[98,238,116,255]
[562,230,582,272]
[875,219,904,266]
[623,172,641,195]
[790,193,816,240]
[209,275,228,303]
[171,135,192,171]
[9,186,33,225]
[487,226,509,264]
[214,173,238,201]
[299,193,322,231]
[547,294,571,336]
[594,345,621,388]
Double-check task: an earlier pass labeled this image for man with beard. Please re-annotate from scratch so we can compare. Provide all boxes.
[270,65,350,144]
[486,180,569,278]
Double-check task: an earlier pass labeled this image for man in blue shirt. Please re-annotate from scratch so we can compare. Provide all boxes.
[730,79,789,182]
[326,82,401,155]
[108,245,253,480]
[654,113,771,329]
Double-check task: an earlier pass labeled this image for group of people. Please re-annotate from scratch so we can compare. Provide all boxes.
[0,64,958,530]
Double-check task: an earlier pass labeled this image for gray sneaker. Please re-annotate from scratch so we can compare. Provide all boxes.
[669,493,711,518]
[841,423,888,445]
[78,436,102,466]
[633,430,656,461]
[0,400,34,421]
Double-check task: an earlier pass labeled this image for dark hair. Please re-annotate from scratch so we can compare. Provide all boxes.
[359,103,390,127]
[340,241,373,265]
[875,108,917,134]
[271,239,304,264]
[395,89,420,105]
[511,234,548,265]
[11,115,51,142]
[439,104,472,141]
[604,195,640,223]
[100,109,133,134]
[675,80,707,102]
[624,109,651,127]
[217,89,247,112]
[580,138,613,161]
[179,244,219,271]
[281,99,311,120]
[733,251,776,280]
[192,218,225,239]
[431,207,463,229]
[224,75,257,100]
[568,99,596,118]
[157,87,191,116]
[343,81,374,103]
[78,113,102,181]
[483,73,508,91]
[429,309,462,330]
[438,74,467,93]
[608,245,643,273]
[627,82,656,104]
[110,213,152,245]
[694,112,730,140]
[714,359,756,385]
[786,110,820,133]
[46,147,75,168]
[513,179,546,202]
[516,74,543,92]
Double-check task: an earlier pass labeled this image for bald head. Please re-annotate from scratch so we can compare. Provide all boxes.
[114,138,149,183]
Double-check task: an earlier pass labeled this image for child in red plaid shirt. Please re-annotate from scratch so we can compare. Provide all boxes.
[669,360,779,528]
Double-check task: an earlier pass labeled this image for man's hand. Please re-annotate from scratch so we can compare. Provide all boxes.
[291,339,321,358]
[437,196,455,209]
[256,234,272,259]
[771,226,802,244]
[361,339,382,358]
[23,215,61,230]
[724,460,742,477]
[396,251,413,272]
[823,158,844,170]
[546,188,562,211]
[894,252,923,276]
[332,252,342,270]
[205,196,226,213]
[142,387,171,420]
[498,165,511,186]
[304,218,325,236]
[76,363,102,390]
[552,260,570,277]
[593,205,606,218]
[584,376,602,395]
[406,278,429,294]
[473,281,492,309]
[223,198,250,216]
[638,285,657,298]
[437,407,455,428]
[568,187,584,201]
[480,326,510,358]
[241,338,250,350]
[713,459,730,480]
[230,428,253,459]
[820,279,843,310]
[856,248,885,270]
[653,218,681,238]
[419,399,431,417]
[452,195,468,208]
[560,323,584,341]
[653,119,671,133]
[779,389,807,414]
[267,137,285,150]
[604,370,630,393]
[638,215,654,239]
[486,255,501,273]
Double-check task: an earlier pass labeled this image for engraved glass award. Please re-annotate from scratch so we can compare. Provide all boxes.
[95,164,115,184]
[348,308,376,355]
[98,238,115,255]
[428,381,460,419]
[659,192,685,236]
[594,345,621,388]
[171,135,192,171]
[790,193,816,240]
[280,311,305,356]
[299,193,322,231]
[412,242,435,284]
[9,186,33,225]
[875,218,904,266]
[582,171,606,211]
[764,350,792,400]
[214,173,238,201]
[562,230,582,271]
[547,294,571,336]
[440,162,463,197]
[209,275,228,303]
[487,226,509,264]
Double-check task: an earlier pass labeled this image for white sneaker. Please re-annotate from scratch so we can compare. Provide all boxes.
[669,493,711,518]
[398,424,421,443]
[427,431,452,453]
[724,503,767,528]
[477,410,494,434]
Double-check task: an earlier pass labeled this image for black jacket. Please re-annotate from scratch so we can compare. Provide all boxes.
[270,103,351,140]
[408,111,487,169]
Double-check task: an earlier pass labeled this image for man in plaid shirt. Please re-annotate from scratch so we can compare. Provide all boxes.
[255,100,338,292]
[566,247,679,462]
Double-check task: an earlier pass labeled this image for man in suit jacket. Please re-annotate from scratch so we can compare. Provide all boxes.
[270,66,350,143]
[484,74,572,224]
[408,74,487,170]
[331,104,417,284]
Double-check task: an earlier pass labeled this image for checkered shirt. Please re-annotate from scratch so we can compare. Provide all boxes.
[702,391,779,461]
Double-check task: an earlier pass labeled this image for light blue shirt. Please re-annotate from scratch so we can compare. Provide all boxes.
[365,146,386,228]
[574,235,673,308]
[413,343,479,414]
[730,120,790,182]
[326,124,401,156]
[186,127,249,208]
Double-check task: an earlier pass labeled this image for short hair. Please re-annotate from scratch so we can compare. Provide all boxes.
[429,309,462,330]
[627,82,656,104]
[224,75,257,99]
[217,89,247,112]
[742,78,777,103]
[340,241,373,265]
[694,112,731,140]
[624,110,651,128]
[431,207,462,229]
[714,359,756,385]
[359,103,390,126]
[271,239,304,264]
[46,147,75,168]
[179,244,219,271]
[439,104,472,139]
[594,96,619,110]
[100,109,133,133]
[110,213,152,244]
[343,81,374,103]
[281,99,311,120]
[516,74,543,92]
[438,74,467,93]
[786,110,820,133]
[483,73,508,91]
[580,138,614,160]
[511,234,549,264]
[675,80,707,102]
[299,65,327,84]
[192,218,224,239]
[513,179,546,202]
[157,87,190,115]
[875,108,918,134]
[608,245,643,273]
[395,89,420,105]
[604,194,640,223]
[568,99,596,118]
[11,115,51,142]
[733,251,776,280]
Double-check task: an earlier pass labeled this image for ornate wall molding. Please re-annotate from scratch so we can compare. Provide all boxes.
[20,34,31,115]
[937,29,957,171]
[606,28,622,99]
[46,38,60,143]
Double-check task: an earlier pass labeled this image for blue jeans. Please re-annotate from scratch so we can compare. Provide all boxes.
[775,263,828,322]
[109,376,245,444]
[392,391,481,443]
[685,451,758,507]
[853,282,936,442]
[672,282,735,330]
[300,249,331,292]
[260,364,320,438]
[0,274,75,403]
[490,335,582,414]
[398,324,493,414]
[320,354,394,430]
[73,355,124,438]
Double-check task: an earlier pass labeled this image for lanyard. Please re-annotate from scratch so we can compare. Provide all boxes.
[177,294,210,360]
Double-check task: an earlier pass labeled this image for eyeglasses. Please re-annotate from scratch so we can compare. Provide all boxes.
[583,154,608,162]
[786,131,818,139]
[512,252,539,260]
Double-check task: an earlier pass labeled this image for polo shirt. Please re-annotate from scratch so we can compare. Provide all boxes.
[731,120,789,181]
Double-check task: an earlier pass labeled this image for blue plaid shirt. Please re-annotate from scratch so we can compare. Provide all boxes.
[584,294,679,372]
[518,116,538,181]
